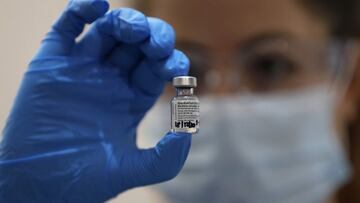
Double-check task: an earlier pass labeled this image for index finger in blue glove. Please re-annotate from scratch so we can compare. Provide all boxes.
[73,8,150,58]
[102,17,175,76]
[140,17,176,60]
[131,50,190,96]
[34,0,109,59]
[104,17,176,75]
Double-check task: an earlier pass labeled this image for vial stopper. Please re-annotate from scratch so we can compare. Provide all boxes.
[173,76,197,88]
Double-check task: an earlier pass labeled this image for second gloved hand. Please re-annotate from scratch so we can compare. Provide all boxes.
[0,1,191,202]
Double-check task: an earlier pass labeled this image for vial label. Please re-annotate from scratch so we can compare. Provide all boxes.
[171,100,200,133]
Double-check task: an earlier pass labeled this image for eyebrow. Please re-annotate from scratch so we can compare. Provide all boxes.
[176,32,293,53]
[239,32,293,52]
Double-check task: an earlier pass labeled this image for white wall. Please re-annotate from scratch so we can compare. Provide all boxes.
[0,1,167,202]
[0,0,68,130]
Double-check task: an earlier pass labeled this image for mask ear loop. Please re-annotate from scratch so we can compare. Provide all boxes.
[327,39,359,151]
[327,39,359,100]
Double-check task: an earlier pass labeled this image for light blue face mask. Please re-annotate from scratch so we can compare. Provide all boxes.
[139,86,350,203]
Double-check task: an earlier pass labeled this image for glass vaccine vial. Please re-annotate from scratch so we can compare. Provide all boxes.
[171,76,200,134]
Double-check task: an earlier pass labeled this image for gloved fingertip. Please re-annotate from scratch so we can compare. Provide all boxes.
[68,0,109,23]
[125,132,191,188]
[91,0,110,15]
[169,131,192,137]
[172,50,190,78]
[105,8,150,43]
[158,131,192,149]
[141,17,175,60]
[157,131,192,162]
[156,50,190,81]
[144,131,191,182]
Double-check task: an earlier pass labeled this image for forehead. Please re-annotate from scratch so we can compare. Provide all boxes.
[149,0,328,47]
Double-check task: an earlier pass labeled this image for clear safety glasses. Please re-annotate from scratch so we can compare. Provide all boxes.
[179,38,359,95]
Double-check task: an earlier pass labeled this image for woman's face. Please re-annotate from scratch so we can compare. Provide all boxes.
[149,0,334,95]
[142,2,350,202]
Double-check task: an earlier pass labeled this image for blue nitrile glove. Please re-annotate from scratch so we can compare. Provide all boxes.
[0,1,191,202]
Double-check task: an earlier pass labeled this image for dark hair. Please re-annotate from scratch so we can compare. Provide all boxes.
[301,0,360,38]
[133,0,360,38]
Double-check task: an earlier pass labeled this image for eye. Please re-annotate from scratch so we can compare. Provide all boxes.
[242,53,297,91]
[247,53,295,79]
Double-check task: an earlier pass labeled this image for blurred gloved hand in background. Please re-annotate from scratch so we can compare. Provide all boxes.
[0,0,191,202]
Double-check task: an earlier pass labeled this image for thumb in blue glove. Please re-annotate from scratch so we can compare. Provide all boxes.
[0,1,192,202]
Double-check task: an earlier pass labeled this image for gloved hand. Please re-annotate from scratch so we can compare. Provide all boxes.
[0,1,191,202]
